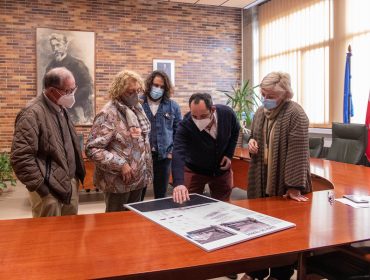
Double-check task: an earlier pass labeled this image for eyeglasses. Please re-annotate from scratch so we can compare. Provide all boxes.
[126,89,143,95]
[53,86,78,96]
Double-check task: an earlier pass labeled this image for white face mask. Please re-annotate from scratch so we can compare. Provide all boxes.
[192,117,211,131]
[57,94,75,108]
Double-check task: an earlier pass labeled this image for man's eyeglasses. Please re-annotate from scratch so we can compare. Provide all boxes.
[53,86,78,96]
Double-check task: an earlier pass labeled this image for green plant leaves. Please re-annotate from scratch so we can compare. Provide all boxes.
[0,153,16,189]
[218,81,261,127]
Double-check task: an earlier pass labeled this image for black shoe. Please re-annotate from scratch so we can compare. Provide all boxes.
[226,274,238,280]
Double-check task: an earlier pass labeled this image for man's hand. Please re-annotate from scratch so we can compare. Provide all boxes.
[172,185,190,204]
[220,156,231,170]
[283,188,309,202]
[121,163,134,184]
[248,139,259,154]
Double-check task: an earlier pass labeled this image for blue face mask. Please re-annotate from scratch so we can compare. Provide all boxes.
[263,98,278,110]
[150,86,164,100]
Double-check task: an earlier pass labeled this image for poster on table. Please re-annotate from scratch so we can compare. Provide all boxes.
[125,194,295,252]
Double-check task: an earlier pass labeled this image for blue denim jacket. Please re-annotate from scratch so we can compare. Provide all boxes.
[142,96,182,160]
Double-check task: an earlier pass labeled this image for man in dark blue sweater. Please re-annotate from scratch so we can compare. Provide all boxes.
[172,93,240,204]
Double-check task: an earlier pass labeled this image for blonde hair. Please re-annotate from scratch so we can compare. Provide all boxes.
[260,71,293,100]
[108,70,145,100]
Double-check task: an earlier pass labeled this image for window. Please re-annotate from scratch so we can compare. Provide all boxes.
[258,0,331,125]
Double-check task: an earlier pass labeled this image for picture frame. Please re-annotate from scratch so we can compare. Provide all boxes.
[36,28,95,126]
[153,59,175,85]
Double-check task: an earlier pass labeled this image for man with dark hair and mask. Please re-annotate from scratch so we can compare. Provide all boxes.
[141,70,182,200]
[46,33,94,124]
[172,93,240,204]
[11,67,85,217]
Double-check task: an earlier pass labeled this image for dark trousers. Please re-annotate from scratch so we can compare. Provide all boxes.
[184,166,233,201]
[104,189,143,212]
[248,265,294,280]
[141,155,172,200]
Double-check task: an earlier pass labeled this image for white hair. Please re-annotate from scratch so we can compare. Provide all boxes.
[260,72,293,100]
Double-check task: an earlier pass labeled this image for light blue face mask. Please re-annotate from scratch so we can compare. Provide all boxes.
[263,98,278,110]
[150,86,164,100]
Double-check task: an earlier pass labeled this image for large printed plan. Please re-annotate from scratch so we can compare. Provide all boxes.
[125,194,295,251]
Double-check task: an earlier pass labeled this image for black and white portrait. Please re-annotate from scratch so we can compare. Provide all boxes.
[37,28,95,125]
[153,59,175,85]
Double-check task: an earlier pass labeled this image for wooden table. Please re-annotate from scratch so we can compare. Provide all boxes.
[232,148,335,191]
[0,159,369,279]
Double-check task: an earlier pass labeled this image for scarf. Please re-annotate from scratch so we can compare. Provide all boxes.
[113,100,151,137]
[263,100,287,195]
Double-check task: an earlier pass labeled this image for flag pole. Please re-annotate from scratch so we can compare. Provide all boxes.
[343,44,353,123]
[348,44,351,124]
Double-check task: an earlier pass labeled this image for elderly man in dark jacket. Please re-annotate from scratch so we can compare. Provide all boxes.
[172,93,240,204]
[11,67,85,217]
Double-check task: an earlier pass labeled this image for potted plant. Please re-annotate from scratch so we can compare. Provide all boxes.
[219,80,260,146]
[0,153,16,194]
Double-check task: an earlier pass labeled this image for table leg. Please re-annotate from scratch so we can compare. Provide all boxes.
[297,252,307,280]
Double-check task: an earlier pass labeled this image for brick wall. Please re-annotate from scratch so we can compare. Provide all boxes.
[0,0,241,151]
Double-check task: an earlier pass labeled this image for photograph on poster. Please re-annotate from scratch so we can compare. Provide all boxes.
[186,226,236,245]
[221,218,273,235]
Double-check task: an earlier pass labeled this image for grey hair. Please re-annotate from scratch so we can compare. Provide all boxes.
[43,67,74,89]
[49,33,68,44]
[260,72,294,100]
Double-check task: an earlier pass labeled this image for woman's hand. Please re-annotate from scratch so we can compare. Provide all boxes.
[172,185,190,204]
[248,139,259,154]
[283,188,309,202]
[121,163,134,184]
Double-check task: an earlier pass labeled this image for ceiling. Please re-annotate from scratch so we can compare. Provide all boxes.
[162,0,266,9]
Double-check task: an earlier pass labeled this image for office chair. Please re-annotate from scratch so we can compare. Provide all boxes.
[307,243,370,279]
[326,122,367,164]
[309,137,324,158]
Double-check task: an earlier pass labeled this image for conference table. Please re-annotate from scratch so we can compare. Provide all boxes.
[1,156,369,279]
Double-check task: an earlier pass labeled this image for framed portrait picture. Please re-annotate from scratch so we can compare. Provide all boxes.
[153,59,175,85]
[36,28,95,125]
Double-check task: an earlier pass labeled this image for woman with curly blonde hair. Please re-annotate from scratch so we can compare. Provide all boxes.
[86,70,153,212]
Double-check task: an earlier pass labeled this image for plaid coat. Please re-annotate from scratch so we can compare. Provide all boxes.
[248,101,312,198]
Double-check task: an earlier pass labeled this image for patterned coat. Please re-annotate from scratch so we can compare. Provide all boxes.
[85,100,153,193]
[248,101,312,199]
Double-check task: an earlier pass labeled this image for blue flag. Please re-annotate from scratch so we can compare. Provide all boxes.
[343,51,354,123]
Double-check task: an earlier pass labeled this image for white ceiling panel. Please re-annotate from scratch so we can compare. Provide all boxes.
[221,0,257,8]
[166,0,265,8]
[197,0,227,6]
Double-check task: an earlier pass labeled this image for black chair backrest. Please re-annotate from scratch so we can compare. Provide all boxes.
[326,122,367,164]
[309,137,324,158]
